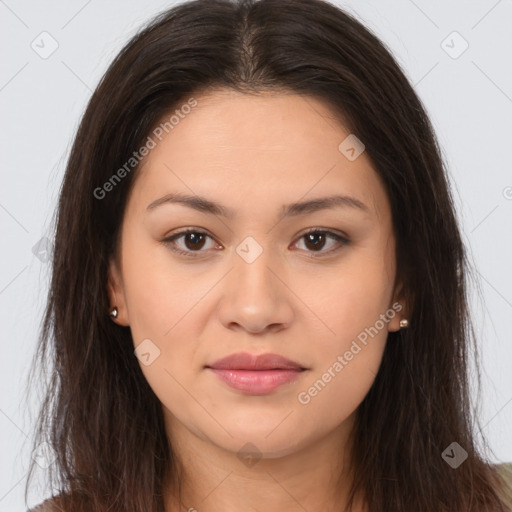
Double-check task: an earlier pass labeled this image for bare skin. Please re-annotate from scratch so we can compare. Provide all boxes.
[107,88,409,512]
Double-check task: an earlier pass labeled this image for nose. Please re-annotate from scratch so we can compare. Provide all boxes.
[216,245,295,335]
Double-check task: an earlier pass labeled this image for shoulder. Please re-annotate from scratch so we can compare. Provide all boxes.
[27,496,65,512]
[497,462,512,482]
[496,462,512,508]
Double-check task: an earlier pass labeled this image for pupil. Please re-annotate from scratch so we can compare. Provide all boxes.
[186,233,205,250]
[306,233,325,251]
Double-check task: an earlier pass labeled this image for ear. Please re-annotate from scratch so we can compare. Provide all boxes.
[387,280,409,333]
[107,256,130,326]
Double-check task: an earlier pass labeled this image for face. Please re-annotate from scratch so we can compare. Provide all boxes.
[107,88,406,462]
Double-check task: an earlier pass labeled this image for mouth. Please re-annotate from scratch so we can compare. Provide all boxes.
[206,352,306,371]
[205,352,307,395]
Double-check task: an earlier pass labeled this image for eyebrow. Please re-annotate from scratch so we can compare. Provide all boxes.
[146,192,369,218]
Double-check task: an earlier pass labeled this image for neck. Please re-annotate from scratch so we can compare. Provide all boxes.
[162,411,367,512]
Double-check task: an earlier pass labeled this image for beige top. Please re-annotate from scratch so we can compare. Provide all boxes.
[499,463,512,509]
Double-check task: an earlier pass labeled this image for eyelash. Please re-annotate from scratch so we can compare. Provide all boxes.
[162,228,349,258]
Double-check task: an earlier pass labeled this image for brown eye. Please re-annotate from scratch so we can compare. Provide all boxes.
[163,229,219,257]
[180,232,207,250]
[304,232,328,251]
[294,230,349,256]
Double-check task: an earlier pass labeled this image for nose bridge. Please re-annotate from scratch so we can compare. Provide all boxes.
[218,234,293,333]
[233,234,280,303]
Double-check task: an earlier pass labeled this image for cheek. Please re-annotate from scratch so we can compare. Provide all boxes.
[121,243,203,422]
[296,344,384,434]
[120,230,206,340]
[295,250,393,412]
[118,233,210,404]
[295,267,391,423]
[304,252,395,344]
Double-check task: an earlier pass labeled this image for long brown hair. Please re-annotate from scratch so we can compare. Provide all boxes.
[24,0,512,510]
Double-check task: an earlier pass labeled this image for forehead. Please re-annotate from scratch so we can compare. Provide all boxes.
[128,88,388,220]
[157,88,353,156]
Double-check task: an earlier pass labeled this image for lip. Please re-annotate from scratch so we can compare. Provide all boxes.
[207,352,305,371]
[205,352,307,395]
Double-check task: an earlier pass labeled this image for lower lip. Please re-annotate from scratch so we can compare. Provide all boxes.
[208,368,304,395]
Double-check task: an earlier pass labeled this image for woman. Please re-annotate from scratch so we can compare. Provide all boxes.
[25,0,512,511]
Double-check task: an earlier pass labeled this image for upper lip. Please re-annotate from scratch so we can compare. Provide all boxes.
[206,352,305,371]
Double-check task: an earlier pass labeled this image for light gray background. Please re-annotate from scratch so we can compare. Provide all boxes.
[1,0,511,510]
